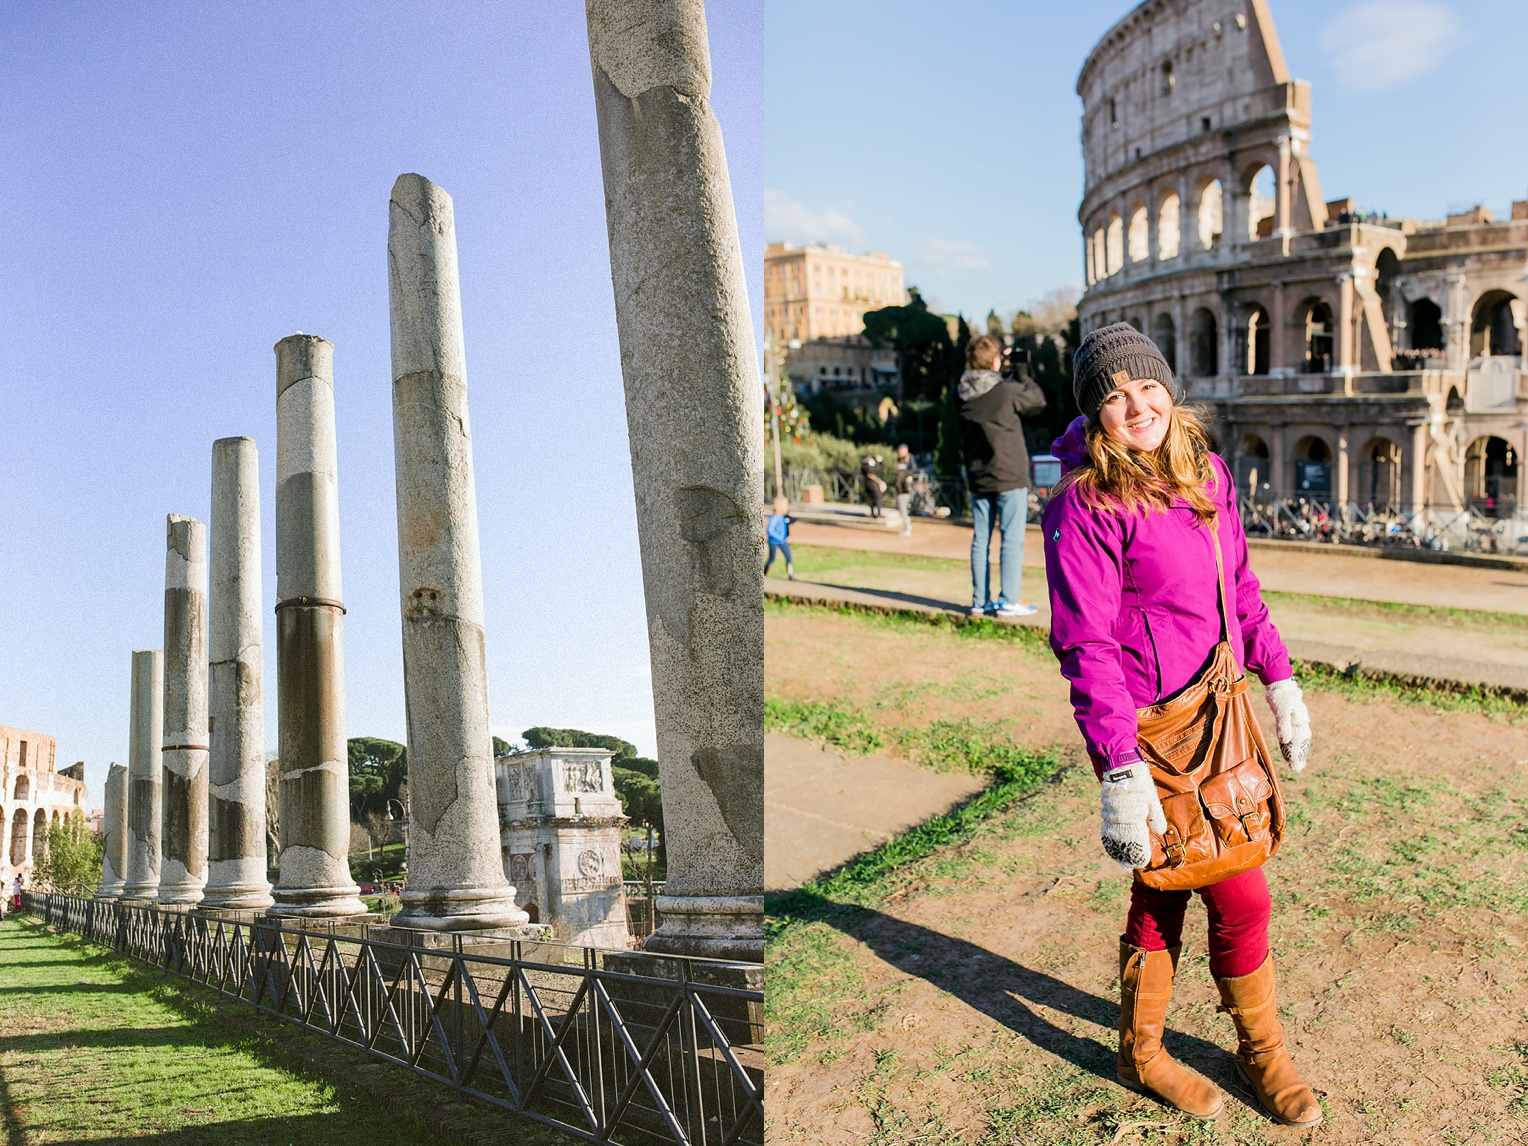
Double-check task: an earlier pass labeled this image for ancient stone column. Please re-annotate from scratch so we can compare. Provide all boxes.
[202,436,273,910]
[585,0,764,961]
[269,335,365,917]
[120,650,164,902]
[158,515,209,906]
[386,174,526,931]
[96,763,128,899]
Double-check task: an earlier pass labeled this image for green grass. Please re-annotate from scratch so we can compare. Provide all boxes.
[1261,587,1528,630]
[0,915,451,1145]
[765,696,885,754]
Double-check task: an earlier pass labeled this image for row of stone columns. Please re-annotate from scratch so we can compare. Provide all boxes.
[93,0,764,959]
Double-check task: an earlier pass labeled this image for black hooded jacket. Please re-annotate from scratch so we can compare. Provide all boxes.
[956,367,1046,494]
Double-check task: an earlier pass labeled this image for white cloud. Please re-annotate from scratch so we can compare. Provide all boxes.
[764,189,864,246]
[918,239,991,274]
[1319,1,1462,93]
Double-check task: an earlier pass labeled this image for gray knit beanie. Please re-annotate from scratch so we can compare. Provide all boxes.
[1072,322,1178,420]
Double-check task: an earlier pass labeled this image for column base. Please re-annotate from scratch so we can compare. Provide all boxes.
[198,883,274,911]
[118,885,161,904]
[266,883,368,918]
[94,884,125,901]
[390,883,529,932]
[644,894,763,963]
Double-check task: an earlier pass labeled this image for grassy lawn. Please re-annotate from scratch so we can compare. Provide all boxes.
[0,915,576,1145]
[765,602,1528,1144]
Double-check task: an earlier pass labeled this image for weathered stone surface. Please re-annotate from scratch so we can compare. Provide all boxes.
[385,173,526,931]
[495,747,630,949]
[96,762,128,898]
[120,650,164,902]
[585,0,764,960]
[269,335,365,918]
[158,515,209,905]
[202,436,273,910]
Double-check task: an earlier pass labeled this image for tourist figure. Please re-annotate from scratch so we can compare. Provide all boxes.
[1042,323,1319,1126]
[860,454,886,518]
[12,874,22,911]
[957,333,1043,617]
[895,445,915,537]
[765,496,796,579]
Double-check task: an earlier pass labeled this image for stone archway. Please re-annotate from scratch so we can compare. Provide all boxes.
[32,810,46,858]
[1464,436,1518,517]
[1471,291,1521,358]
[1356,437,1402,509]
[1243,305,1271,375]
[1407,298,1444,351]
[1296,298,1335,373]
[1197,178,1223,251]
[9,810,27,866]
[1189,307,1218,377]
[1244,164,1276,240]
[1152,313,1177,373]
[1157,191,1181,260]
[13,774,28,802]
[1237,434,1271,499]
[1292,434,1333,498]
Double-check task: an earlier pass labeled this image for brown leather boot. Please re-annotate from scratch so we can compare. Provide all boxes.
[1215,954,1322,1127]
[1117,942,1224,1119]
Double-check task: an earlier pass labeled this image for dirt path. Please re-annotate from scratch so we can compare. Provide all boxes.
[786,516,1528,615]
[765,606,1528,1144]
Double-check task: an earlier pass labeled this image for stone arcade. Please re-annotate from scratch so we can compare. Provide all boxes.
[1077,0,1528,532]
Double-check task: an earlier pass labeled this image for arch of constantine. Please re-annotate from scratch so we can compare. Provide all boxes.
[1076,0,1528,527]
[0,726,87,888]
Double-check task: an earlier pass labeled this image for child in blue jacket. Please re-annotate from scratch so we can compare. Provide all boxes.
[765,496,795,579]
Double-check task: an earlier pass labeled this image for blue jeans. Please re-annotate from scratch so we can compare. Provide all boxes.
[970,487,1027,609]
[765,540,793,572]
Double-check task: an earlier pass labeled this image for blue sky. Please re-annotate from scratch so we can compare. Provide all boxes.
[0,3,762,808]
[766,0,1526,318]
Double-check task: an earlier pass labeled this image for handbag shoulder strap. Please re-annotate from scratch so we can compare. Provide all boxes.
[1210,516,1231,645]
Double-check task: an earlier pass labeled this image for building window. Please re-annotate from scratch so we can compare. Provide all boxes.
[1162,61,1175,96]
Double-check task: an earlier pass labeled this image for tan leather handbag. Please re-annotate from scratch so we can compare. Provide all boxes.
[1133,527,1284,891]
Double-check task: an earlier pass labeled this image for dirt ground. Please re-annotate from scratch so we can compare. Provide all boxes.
[765,605,1528,1145]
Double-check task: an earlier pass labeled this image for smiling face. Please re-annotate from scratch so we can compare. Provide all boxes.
[1097,375,1173,452]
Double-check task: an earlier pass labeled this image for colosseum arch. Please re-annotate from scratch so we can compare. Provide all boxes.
[1295,297,1335,373]
[1355,436,1403,508]
[1242,163,1278,241]
[1292,434,1334,499]
[1128,201,1150,263]
[1106,212,1124,276]
[9,809,27,865]
[1242,304,1271,376]
[1470,290,1522,358]
[1464,435,1518,515]
[1236,433,1271,498]
[1151,313,1177,373]
[1407,298,1444,351]
[1196,178,1223,251]
[1092,225,1107,280]
[32,809,45,851]
[13,774,28,802]
[1157,190,1181,260]
[1188,307,1218,376]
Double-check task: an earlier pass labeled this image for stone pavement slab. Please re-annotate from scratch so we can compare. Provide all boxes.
[764,734,987,894]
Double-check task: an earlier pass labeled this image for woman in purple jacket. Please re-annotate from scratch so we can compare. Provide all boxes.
[1042,323,1319,1127]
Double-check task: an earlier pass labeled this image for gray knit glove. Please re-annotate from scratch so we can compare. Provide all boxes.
[1265,678,1312,772]
[1100,763,1167,872]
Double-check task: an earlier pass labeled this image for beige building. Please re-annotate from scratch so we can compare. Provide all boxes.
[1,726,87,888]
[784,335,900,395]
[1077,0,1528,528]
[764,242,908,346]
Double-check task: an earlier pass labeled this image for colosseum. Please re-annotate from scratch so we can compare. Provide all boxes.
[1077,0,1527,540]
[1,726,88,890]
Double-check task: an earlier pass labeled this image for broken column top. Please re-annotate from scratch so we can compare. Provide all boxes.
[165,515,207,591]
[274,334,334,398]
[388,174,466,382]
[585,0,710,99]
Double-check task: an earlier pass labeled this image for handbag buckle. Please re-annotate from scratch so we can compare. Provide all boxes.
[1162,829,1185,867]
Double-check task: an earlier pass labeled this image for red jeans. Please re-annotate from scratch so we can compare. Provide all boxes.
[1123,866,1270,979]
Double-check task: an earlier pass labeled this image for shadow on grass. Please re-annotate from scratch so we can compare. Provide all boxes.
[54,1111,413,1145]
[0,1024,194,1056]
[790,890,1230,1082]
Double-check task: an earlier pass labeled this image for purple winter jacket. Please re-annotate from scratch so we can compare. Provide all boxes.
[1041,416,1292,777]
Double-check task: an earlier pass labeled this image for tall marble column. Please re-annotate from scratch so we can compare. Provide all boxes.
[386,174,526,931]
[158,515,209,906]
[585,0,764,961]
[202,436,273,910]
[120,650,164,902]
[96,763,128,899]
[269,335,365,918]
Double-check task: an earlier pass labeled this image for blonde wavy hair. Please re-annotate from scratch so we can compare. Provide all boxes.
[1057,404,1220,524]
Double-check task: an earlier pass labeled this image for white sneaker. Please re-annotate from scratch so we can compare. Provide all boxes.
[995,601,1038,619]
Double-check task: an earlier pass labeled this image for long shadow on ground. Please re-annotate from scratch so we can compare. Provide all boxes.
[791,891,1231,1083]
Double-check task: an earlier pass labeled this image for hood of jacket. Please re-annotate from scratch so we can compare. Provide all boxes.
[956,368,1001,401]
[1052,415,1090,470]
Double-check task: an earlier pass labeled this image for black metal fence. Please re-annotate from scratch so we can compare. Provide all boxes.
[20,892,762,1146]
